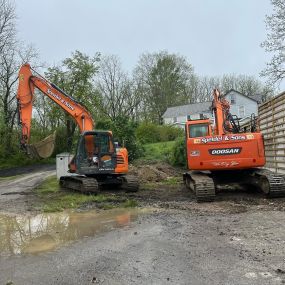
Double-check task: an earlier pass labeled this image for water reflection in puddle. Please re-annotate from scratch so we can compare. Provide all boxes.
[0,208,148,256]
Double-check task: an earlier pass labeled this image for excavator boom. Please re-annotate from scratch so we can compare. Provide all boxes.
[17,64,94,153]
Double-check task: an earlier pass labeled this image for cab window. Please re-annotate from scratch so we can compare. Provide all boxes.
[189,124,208,138]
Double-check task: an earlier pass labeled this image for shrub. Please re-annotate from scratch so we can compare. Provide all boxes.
[136,122,184,144]
[157,125,184,142]
[141,141,175,163]
[135,122,159,144]
[170,136,187,167]
[112,116,144,161]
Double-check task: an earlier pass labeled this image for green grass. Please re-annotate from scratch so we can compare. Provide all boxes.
[0,154,55,170]
[121,199,138,208]
[161,176,182,185]
[142,176,181,190]
[34,176,138,212]
[0,174,25,182]
[136,141,175,164]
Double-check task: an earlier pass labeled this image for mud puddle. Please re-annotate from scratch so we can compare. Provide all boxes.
[0,208,151,256]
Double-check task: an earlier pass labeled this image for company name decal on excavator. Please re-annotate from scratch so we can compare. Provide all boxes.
[47,89,75,111]
[194,135,248,144]
[209,147,242,155]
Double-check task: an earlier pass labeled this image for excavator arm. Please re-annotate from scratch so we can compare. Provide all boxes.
[17,63,94,151]
[211,89,239,135]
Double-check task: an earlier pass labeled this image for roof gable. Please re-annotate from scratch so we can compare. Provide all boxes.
[224,89,258,103]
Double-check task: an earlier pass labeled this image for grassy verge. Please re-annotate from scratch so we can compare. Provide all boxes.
[0,154,55,170]
[0,174,24,182]
[34,176,138,212]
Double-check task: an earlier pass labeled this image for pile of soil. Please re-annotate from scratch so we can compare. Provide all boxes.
[129,162,183,183]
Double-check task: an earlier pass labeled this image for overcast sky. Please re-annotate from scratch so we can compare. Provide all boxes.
[16,0,273,80]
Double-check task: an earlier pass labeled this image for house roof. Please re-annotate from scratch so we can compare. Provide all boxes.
[163,89,261,119]
[249,94,263,103]
[224,89,261,103]
[162,101,212,118]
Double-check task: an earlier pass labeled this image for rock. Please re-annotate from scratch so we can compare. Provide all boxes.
[276,268,285,274]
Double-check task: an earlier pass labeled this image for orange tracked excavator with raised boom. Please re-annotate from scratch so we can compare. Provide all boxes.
[183,89,285,202]
[17,63,139,193]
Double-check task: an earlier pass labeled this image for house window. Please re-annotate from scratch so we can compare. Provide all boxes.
[238,106,245,117]
[230,94,236,105]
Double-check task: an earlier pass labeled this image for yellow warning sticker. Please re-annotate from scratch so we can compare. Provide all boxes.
[246,134,254,140]
[193,139,201,144]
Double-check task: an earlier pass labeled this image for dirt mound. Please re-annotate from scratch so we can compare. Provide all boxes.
[129,163,182,183]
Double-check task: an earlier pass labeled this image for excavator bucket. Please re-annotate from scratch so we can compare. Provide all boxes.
[26,132,56,159]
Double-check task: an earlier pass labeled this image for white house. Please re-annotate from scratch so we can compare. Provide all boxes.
[162,89,262,128]
[162,101,212,128]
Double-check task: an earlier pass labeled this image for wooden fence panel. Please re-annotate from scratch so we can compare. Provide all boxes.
[259,91,285,173]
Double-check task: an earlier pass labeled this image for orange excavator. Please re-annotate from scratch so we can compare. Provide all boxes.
[17,63,139,193]
[183,89,285,202]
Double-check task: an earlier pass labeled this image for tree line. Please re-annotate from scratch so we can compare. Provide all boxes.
[0,0,284,160]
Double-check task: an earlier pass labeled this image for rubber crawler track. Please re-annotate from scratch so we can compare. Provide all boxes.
[60,176,99,194]
[254,169,285,197]
[184,171,215,202]
[184,169,285,202]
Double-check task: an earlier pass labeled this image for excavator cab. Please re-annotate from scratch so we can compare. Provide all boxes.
[75,131,117,175]
[187,119,212,138]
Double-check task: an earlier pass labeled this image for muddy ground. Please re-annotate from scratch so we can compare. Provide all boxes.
[1,163,285,284]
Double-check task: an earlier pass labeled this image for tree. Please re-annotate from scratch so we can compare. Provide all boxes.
[0,0,16,54]
[0,0,39,155]
[0,44,38,154]
[95,55,141,121]
[261,0,285,85]
[134,51,194,124]
[43,50,100,151]
[195,74,274,103]
[196,76,221,102]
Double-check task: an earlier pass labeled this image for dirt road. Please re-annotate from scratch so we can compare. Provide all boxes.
[0,165,55,214]
[0,164,285,284]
